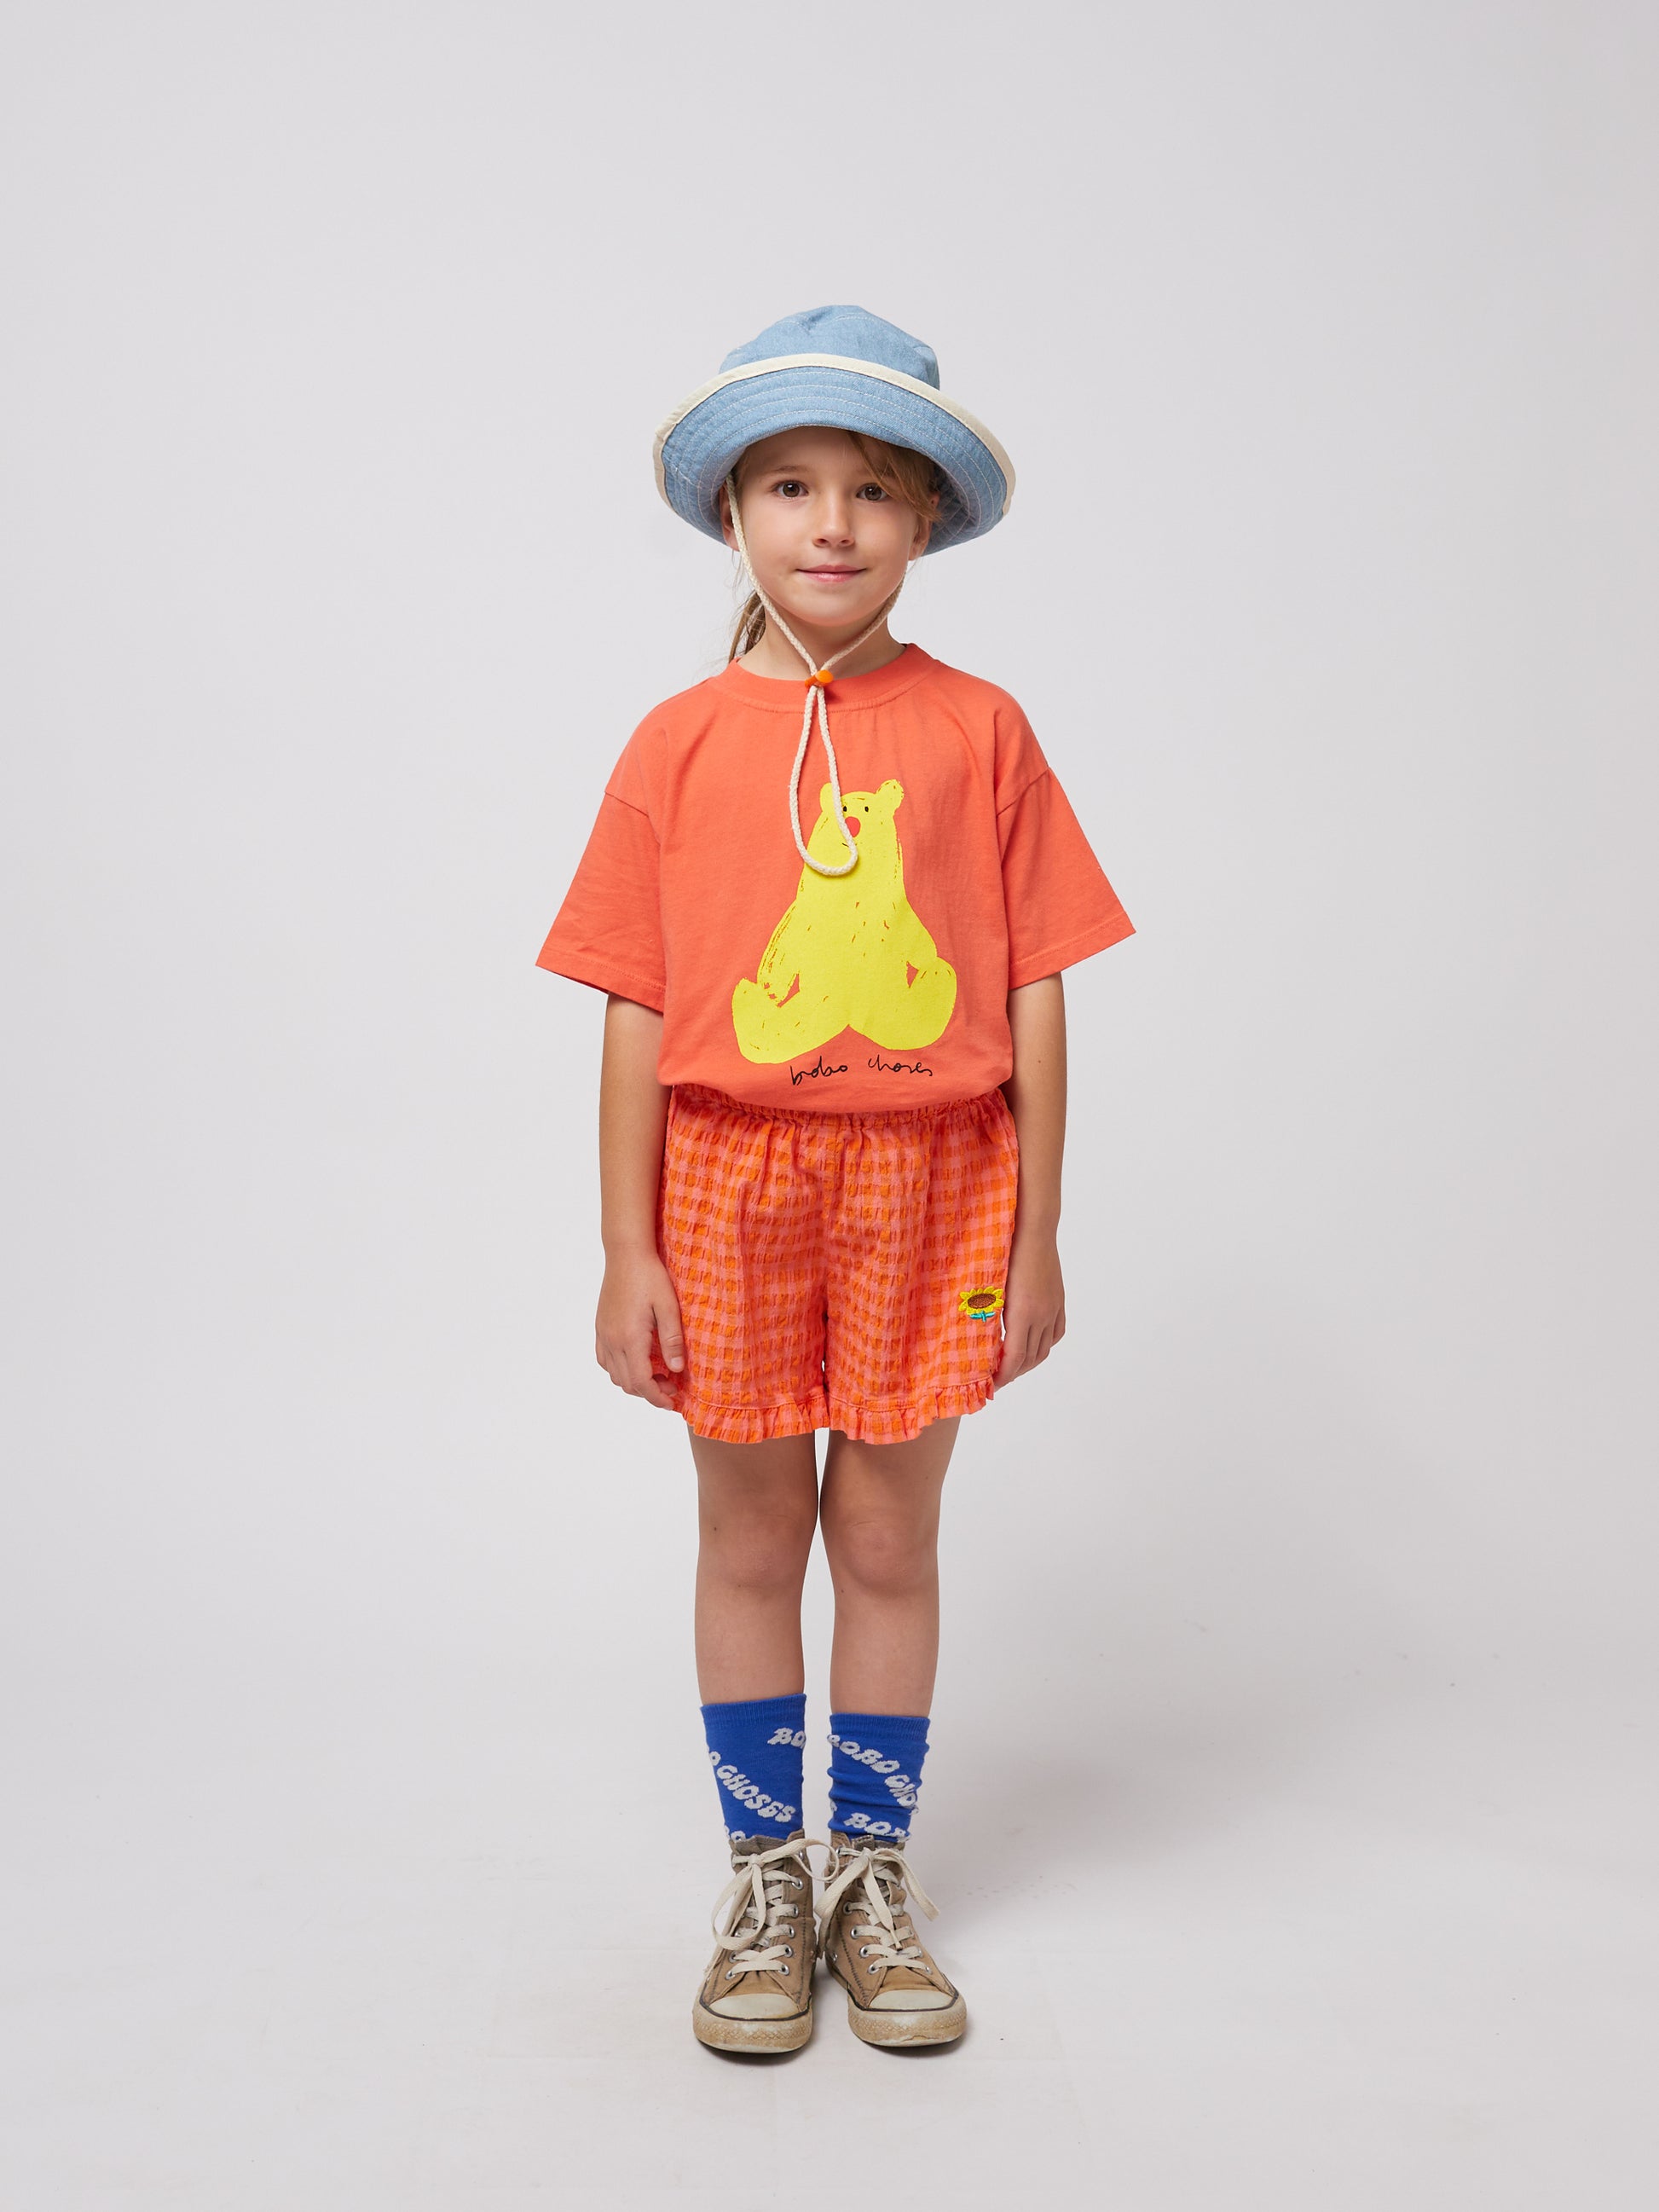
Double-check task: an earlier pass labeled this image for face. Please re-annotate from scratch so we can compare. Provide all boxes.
[720,426,933,639]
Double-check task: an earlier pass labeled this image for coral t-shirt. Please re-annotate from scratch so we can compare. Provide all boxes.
[535,644,1133,1112]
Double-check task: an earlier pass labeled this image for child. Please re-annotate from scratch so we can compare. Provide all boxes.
[535,305,1134,2053]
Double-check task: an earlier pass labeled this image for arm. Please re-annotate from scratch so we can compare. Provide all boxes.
[997,972,1067,1382]
[594,993,686,1409]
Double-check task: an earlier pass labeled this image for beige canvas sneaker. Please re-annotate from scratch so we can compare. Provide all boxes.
[692,1831,818,2053]
[818,1832,967,2047]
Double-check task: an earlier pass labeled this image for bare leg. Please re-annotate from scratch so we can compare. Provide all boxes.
[689,1429,820,1703]
[818,1417,960,1714]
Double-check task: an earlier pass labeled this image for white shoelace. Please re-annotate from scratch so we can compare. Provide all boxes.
[724,470,908,878]
[710,1837,818,1979]
[816,1841,939,1974]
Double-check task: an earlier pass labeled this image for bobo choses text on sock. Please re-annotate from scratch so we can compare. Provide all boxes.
[700,1692,807,1839]
[828,1711,930,1840]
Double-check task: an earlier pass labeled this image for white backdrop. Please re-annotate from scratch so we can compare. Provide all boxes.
[3,4,1656,2206]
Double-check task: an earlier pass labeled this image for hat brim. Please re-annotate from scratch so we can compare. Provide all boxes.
[653,353,1014,554]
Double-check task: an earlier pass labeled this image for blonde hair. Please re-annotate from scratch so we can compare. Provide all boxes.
[727,431,944,661]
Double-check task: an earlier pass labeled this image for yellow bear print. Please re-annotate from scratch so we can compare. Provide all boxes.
[732,779,958,1064]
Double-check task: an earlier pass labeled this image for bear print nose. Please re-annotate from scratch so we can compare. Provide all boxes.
[843,814,861,837]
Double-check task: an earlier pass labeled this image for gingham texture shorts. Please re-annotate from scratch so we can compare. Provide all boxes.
[651,1082,1020,1446]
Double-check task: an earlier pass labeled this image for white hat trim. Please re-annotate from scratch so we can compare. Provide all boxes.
[651,352,1016,513]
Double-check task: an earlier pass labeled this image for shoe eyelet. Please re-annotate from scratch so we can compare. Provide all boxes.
[867,1963,879,1973]
[858,1945,870,1957]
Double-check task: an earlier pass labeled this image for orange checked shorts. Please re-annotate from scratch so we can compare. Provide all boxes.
[650,1082,1021,1447]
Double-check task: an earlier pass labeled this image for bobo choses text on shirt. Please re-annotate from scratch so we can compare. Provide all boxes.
[536,646,1135,1114]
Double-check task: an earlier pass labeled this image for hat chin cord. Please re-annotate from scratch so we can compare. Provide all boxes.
[725,471,905,877]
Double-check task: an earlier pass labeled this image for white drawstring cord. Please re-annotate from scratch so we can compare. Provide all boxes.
[725,471,906,877]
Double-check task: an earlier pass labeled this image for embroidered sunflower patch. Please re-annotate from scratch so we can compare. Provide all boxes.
[957,1284,1005,1322]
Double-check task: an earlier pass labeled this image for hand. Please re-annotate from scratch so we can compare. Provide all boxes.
[995,1229,1066,1385]
[596,1248,686,1410]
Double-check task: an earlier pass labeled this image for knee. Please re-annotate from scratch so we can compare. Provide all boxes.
[700,1502,815,1597]
[822,1511,936,1602]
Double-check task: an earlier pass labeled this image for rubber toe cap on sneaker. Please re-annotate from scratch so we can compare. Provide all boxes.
[869,1987,956,2011]
[708,1990,800,2018]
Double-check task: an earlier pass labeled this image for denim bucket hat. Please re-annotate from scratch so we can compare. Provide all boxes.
[652,305,1014,554]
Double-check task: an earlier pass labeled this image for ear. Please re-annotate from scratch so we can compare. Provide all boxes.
[908,503,935,561]
[881,778,905,808]
[718,481,737,552]
[818,782,835,816]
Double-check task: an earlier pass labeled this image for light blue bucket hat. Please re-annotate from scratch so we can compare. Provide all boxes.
[652,304,1014,554]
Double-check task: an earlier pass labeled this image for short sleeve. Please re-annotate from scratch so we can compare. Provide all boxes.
[535,735,667,1011]
[997,717,1135,988]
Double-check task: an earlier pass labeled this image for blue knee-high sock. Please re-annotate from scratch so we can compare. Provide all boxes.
[700,1693,807,1841]
[827,1711,930,1842]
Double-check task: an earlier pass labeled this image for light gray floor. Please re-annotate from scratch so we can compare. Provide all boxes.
[7,1665,1651,2209]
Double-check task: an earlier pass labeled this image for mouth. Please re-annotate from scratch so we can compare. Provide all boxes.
[797,565,865,583]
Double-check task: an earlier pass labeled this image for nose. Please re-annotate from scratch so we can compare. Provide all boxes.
[842,814,861,837]
[814,492,856,545]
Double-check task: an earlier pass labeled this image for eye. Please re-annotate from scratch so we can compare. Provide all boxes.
[856,482,890,501]
[772,478,807,498]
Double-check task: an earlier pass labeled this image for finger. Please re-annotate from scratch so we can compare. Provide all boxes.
[653,1288,687,1375]
[641,1333,679,1399]
[600,1332,645,1389]
[619,1337,664,1404]
[635,1327,690,1410]
[997,1320,1030,1383]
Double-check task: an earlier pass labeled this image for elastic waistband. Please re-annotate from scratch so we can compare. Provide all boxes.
[671,1081,1009,1129]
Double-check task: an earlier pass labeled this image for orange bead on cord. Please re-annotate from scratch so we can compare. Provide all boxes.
[808,669,833,688]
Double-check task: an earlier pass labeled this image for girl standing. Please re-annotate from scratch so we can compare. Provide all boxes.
[536,306,1134,2052]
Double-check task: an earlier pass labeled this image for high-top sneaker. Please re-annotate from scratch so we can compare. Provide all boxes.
[818,1831,967,2047]
[692,1830,818,2052]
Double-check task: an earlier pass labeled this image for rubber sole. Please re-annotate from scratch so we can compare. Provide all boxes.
[691,1999,813,2053]
[841,1989,968,2047]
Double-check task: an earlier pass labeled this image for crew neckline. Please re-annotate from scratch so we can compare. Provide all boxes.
[713,641,935,712]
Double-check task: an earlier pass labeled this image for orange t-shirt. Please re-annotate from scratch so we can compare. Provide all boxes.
[535,644,1134,1112]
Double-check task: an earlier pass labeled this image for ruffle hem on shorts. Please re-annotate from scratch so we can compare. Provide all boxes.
[666,1373,997,1447]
